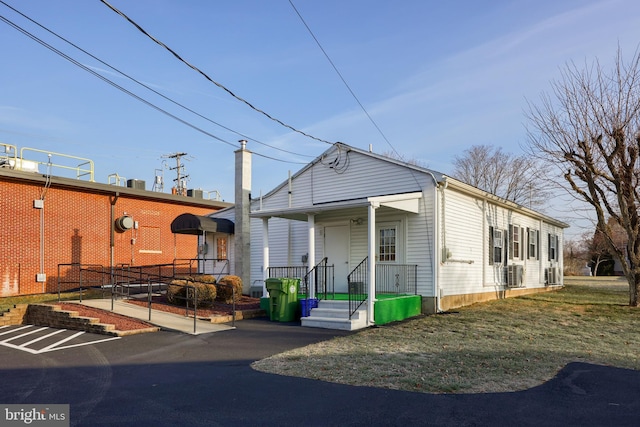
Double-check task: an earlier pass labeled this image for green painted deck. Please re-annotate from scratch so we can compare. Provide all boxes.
[260,293,422,326]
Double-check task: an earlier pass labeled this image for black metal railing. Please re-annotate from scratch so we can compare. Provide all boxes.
[375,264,418,295]
[174,257,230,280]
[57,263,108,301]
[55,261,239,334]
[267,266,307,296]
[267,261,335,300]
[303,257,334,301]
[347,257,368,319]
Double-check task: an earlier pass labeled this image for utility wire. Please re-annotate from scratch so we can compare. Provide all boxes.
[289,0,402,159]
[0,0,312,160]
[100,0,335,146]
[0,12,306,164]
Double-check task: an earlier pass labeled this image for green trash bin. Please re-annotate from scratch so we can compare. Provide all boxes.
[266,278,300,322]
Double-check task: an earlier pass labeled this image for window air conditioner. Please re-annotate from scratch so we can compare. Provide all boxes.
[506,265,524,287]
[545,268,558,286]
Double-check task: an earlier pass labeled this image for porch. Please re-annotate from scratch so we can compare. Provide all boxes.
[266,258,421,330]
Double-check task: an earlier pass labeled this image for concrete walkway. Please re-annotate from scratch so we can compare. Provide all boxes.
[77,298,235,335]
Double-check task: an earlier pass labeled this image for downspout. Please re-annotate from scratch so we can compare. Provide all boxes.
[110,192,119,282]
[435,179,447,313]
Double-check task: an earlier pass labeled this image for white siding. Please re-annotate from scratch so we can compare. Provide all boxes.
[438,190,485,296]
[310,151,423,204]
[437,186,566,299]
[406,184,435,296]
[256,149,426,213]
[226,145,566,302]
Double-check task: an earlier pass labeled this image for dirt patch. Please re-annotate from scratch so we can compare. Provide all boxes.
[56,303,156,331]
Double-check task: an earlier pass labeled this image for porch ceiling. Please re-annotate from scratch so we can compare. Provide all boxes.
[250,192,422,220]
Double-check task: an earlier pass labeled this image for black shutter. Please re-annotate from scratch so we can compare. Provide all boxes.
[536,230,540,260]
[508,225,514,260]
[504,232,508,264]
[548,234,552,261]
[489,226,494,265]
[526,228,531,259]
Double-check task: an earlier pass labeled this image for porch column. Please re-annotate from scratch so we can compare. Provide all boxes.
[367,202,379,324]
[262,217,270,297]
[308,213,316,299]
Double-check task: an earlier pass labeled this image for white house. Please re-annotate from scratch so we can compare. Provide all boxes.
[204,142,568,330]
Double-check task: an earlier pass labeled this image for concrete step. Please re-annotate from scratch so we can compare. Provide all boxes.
[301,315,368,331]
[309,307,362,320]
[316,300,350,310]
[301,299,368,330]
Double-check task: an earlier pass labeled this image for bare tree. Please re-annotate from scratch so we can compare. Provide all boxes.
[563,236,591,276]
[451,145,549,208]
[526,47,640,306]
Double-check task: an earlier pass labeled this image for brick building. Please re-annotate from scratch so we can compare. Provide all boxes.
[0,168,232,297]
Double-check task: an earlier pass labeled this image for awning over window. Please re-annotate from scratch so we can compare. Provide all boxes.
[170,213,234,235]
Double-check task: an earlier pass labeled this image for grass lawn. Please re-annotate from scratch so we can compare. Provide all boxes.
[252,280,640,394]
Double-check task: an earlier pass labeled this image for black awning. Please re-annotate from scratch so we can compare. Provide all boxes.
[170,213,234,235]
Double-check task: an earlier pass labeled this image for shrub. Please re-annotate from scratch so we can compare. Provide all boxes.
[167,280,217,307]
[194,275,216,284]
[216,275,243,303]
[193,282,217,307]
[167,280,188,305]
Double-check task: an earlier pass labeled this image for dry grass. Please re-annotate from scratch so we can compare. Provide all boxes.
[252,281,639,394]
[0,288,104,312]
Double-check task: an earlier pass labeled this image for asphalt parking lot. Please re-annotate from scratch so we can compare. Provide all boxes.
[0,325,120,354]
[1,318,639,426]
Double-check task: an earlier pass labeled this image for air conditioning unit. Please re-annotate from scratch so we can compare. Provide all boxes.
[506,265,524,288]
[187,189,204,198]
[127,179,146,190]
[545,268,558,286]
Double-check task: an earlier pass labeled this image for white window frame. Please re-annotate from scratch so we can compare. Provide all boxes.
[512,225,521,260]
[528,229,538,259]
[493,229,503,264]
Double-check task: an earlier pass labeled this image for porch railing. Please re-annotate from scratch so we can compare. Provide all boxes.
[347,257,368,319]
[267,260,334,299]
[304,257,334,301]
[376,264,418,295]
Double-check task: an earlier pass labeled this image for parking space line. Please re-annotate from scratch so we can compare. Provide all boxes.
[2,326,49,343]
[0,325,120,354]
[39,330,85,351]
[0,325,33,336]
[39,336,121,353]
[21,328,67,346]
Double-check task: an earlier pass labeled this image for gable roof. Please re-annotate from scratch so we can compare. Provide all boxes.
[243,142,568,229]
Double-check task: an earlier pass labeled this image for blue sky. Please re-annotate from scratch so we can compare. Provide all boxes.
[1,0,639,236]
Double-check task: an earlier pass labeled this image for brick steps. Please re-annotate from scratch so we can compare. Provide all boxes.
[0,304,28,326]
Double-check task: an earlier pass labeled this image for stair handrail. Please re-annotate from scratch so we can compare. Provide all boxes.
[303,257,334,301]
[347,257,368,319]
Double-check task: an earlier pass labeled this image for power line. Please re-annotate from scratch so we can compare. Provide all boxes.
[0,0,313,160]
[0,11,306,165]
[100,0,336,146]
[288,0,402,159]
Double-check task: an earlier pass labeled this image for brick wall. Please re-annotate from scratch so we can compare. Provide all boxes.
[1,175,230,296]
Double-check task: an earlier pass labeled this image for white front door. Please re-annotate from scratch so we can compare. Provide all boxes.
[324,225,350,293]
